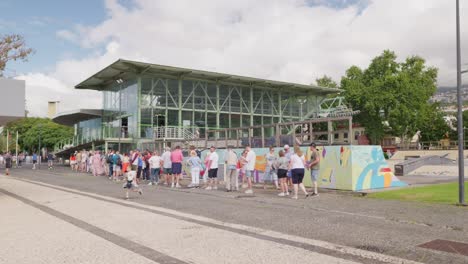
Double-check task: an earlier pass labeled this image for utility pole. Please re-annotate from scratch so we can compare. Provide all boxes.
[455,0,465,206]
[38,124,42,169]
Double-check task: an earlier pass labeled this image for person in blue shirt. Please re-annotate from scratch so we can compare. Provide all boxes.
[32,153,38,170]
[136,153,143,184]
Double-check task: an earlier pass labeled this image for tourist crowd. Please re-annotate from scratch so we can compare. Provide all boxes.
[67,143,321,200]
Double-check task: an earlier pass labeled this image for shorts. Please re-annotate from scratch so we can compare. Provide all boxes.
[291,168,305,184]
[113,164,121,172]
[163,168,172,174]
[311,170,319,182]
[208,168,218,178]
[33,160,37,164]
[277,169,288,179]
[263,167,277,182]
[123,181,138,189]
[245,170,254,178]
[172,163,182,174]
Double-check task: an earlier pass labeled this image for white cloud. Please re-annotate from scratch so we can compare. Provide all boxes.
[22,0,468,117]
[15,73,101,118]
[56,29,78,42]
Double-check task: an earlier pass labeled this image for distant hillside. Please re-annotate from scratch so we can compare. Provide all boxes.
[437,84,468,93]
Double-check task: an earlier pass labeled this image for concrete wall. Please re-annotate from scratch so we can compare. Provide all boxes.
[199,145,407,191]
[0,78,25,125]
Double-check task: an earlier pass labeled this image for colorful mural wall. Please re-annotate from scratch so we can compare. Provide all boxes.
[200,145,407,191]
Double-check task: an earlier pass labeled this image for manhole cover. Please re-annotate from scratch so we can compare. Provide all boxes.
[418,239,468,256]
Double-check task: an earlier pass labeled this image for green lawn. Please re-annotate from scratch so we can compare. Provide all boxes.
[368,181,468,205]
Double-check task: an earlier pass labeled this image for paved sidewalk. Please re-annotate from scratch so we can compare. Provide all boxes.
[2,166,468,263]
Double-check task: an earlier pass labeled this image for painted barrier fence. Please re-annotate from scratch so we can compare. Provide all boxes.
[200,145,407,191]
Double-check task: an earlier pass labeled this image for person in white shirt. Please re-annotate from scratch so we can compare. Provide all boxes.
[244,145,256,194]
[224,146,239,192]
[205,146,219,190]
[289,146,310,200]
[122,170,142,199]
[148,151,162,186]
[161,147,172,185]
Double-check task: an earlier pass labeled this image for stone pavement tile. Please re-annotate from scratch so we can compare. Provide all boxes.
[0,177,363,264]
[0,194,155,264]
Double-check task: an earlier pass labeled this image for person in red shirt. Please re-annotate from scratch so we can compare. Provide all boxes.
[170,145,184,188]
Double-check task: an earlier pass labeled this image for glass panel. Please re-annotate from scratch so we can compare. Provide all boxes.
[231,114,240,128]
[77,118,102,142]
[242,114,250,127]
[207,113,217,129]
[219,113,229,129]
[167,79,179,108]
[182,80,193,109]
[219,85,230,112]
[206,83,217,111]
[241,86,251,112]
[102,79,138,139]
[167,110,179,126]
[182,111,192,127]
[253,89,262,114]
[230,86,241,113]
[194,82,206,110]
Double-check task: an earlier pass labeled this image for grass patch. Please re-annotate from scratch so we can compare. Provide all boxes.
[368,182,468,205]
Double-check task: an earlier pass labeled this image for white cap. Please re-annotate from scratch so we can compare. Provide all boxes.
[284,144,290,149]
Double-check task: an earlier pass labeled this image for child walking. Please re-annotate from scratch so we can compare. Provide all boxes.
[123,170,143,199]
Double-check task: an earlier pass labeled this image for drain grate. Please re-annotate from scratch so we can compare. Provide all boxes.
[418,239,468,256]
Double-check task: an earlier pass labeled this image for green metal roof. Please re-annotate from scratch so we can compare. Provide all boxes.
[52,109,102,126]
[75,59,341,94]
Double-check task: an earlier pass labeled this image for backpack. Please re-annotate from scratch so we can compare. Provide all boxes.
[107,154,113,164]
[117,155,122,165]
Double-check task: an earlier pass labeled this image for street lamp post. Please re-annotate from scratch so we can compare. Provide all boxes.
[116,79,123,152]
[455,0,465,206]
[38,123,42,169]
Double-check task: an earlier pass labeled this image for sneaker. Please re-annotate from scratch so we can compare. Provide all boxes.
[148,182,153,186]
[171,183,175,188]
[205,186,212,190]
[278,192,285,197]
[285,192,290,196]
[244,189,253,194]
[125,195,129,199]
[176,183,181,188]
[138,190,143,195]
[187,183,194,188]
[311,193,319,197]
[291,196,298,200]
[164,182,168,186]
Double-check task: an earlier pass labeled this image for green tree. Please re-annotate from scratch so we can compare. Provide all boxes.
[340,50,442,144]
[0,132,19,153]
[0,34,34,76]
[316,75,338,88]
[4,118,73,152]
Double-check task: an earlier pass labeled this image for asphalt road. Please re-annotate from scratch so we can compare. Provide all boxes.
[1,165,467,264]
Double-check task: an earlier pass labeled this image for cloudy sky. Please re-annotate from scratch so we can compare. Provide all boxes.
[1,0,467,117]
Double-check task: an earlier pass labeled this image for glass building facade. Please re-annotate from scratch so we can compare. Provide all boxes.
[71,59,340,148]
[100,76,325,141]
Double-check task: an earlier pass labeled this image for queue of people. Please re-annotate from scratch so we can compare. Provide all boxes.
[65,142,320,199]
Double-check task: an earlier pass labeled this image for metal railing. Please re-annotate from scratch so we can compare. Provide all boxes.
[153,126,197,141]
